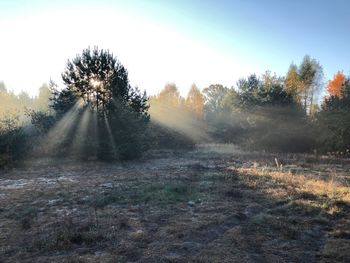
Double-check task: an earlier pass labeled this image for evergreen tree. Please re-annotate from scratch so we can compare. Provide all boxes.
[52,47,149,160]
[317,77,350,152]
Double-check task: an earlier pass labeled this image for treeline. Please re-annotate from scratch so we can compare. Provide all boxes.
[150,55,350,154]
[0,82,51,117]
[1,51,350,168]
[0,82,52,167]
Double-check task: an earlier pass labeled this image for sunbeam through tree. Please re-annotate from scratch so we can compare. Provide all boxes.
[38,47,150,160]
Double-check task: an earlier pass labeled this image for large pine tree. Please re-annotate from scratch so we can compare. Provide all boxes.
[54,47,150,160]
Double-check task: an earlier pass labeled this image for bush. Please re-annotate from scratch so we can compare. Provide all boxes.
[0,115,27,168]
[316,110,350,153]
[243,122,315,153]
[26,110,56,134]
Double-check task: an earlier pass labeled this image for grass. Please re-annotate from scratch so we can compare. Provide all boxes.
[27,215,106,253]
[0,144,349,262]
[89,182,199,208]
[235,166,350,207]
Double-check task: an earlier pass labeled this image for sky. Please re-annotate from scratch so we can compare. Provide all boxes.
[1,0,350,97]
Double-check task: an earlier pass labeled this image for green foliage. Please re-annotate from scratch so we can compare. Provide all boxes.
[0,82,53,168]
[285,56,323,114]
[62,47,130,111]
[203,73,313,152]
[202,84,236,142]
[98,102,150,160]
[317,78,350,153]
[27,110,56,134]
[0,115,27,168]
[203,84,229,118]
[233,73,295,109]
[48,47,150,160]
[2,51,347,159]
[50,88,78,118]
[241,108,315,152]
[89,182,196,208]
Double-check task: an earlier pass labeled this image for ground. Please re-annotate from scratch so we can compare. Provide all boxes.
[0,144,350,262]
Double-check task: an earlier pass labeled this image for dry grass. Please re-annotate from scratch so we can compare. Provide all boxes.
[236,167,350,204]
[0,144,349,262]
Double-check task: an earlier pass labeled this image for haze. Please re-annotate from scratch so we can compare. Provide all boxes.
[1,0,350,96]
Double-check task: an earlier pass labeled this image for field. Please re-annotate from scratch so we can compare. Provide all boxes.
[0,144,349,262]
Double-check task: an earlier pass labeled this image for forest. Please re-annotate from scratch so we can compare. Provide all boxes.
[0,48,349,166]
[1,48,350,262]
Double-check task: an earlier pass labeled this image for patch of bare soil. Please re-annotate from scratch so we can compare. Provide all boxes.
[0,144,349,262]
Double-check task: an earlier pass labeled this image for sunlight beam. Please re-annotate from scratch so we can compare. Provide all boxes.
[69,106,92,158]
[36,99,84,156]
[150,102,212,142]
[103,112,117,159]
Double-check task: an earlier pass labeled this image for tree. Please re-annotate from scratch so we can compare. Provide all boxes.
[285,56,324,114]
[259,71,295,106]
[36,83,52,111]
[233,73,295,110]
[156,83,184,108]
[0,82,6,94]
[0,82,8,117]
[149,84,183,124]
[148,83,184,125]
[317,77,350,152]
[50,47,149,160]
[223,73,312,152]
[17,91,34,113]
[148,84,208,144]
[299,55,323,114]
[61,47,149,118]
[285,63,303,103]
[185,84,204,118]
[62,47,135,113]
[202,84,229,117]
[327,71,345,97]
[201,84,239,143]
[50,81,78,117]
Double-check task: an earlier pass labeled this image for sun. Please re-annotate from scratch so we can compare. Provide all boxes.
[90,78,102,88]
[82,78,111,110]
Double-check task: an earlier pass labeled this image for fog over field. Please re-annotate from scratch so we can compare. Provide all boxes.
[1,1,350,262]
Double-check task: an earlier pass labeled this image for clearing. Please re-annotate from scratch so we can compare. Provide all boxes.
[0,144,349,262]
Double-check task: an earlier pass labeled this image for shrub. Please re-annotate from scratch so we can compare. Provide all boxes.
[0,115,27,168]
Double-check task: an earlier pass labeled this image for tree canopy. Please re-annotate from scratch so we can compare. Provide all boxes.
[47,47,150,160]
[327,71,345,98]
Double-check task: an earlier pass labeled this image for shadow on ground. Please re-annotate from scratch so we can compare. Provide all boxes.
[0,144,349,262]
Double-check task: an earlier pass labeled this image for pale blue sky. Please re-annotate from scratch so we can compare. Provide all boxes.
[1,0,349,96]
